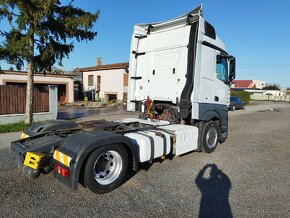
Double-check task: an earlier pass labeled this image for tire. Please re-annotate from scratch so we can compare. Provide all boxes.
[84,144,128,194]
[168,107,181,124]
[202,121,219,153]
[232,105,236,111]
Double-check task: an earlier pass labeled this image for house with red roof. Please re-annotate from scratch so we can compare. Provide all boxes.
[231,80,255,89]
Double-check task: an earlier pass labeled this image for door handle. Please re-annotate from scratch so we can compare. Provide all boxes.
[214,96,219,101]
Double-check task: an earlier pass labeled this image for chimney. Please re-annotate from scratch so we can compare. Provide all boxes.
[96,57,102,66]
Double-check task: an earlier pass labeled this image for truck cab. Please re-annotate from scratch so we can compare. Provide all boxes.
[127,5,235,142]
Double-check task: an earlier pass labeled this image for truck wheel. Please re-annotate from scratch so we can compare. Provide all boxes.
[84,144,128,194]
[232,105,236,111]
[203,121,219,153]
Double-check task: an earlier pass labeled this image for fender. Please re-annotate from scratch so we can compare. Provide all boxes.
[24,120,78,137]
[202,108,228,138]
[198,104,228,133]
[196,110,221,151]
[55,131,139,191]
[199,110,221,122]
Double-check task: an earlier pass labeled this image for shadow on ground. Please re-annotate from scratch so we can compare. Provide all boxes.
[195,164,232,218]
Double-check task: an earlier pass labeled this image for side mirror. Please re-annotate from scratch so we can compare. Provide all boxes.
[229,57,236,81]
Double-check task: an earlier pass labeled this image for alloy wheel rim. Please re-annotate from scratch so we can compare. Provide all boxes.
[206,127,218,149]
[93,150,123,185]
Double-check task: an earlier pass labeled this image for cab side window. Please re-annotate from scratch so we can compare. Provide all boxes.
[216,55,228,83]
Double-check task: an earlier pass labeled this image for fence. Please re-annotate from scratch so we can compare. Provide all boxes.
[0,85,49,115]
[250,94,290,102]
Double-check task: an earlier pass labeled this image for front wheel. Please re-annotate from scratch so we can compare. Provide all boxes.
[84,144,128,194]
[202,121,219,153]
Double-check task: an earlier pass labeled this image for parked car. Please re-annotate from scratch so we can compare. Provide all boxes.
[228,96,245,111]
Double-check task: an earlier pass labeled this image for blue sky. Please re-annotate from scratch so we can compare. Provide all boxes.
[1,0,290,87]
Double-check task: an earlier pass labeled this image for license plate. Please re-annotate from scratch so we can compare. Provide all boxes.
[24,152,45,169]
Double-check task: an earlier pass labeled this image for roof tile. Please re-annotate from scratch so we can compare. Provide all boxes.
[78,62,129,72]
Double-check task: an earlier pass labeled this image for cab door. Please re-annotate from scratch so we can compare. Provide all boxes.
[213,54,230,106]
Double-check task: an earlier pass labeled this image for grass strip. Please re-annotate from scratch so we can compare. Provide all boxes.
[0,122,29,133]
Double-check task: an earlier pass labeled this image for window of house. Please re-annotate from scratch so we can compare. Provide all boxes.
[123,73,128,86]
[123,93,128,101]
[88,75,94,86]
[97,76,101,85]
[216,55,228,83]
[96,76,101,91]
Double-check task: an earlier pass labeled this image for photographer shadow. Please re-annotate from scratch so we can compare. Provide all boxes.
[195,164,232,218]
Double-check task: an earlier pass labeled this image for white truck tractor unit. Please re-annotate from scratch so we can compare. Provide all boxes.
[11,5,235,194]
[127,5,235,142]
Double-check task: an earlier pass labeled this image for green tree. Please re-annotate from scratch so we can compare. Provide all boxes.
[0,0,99,124]
[262,84,280,90]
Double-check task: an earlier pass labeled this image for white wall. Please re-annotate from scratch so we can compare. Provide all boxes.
[251,94,290,102]
[245,89,286,97]
[83,69,127,101]
[262,90,286,96]
[0,74,74,103]
[253,80,266,89]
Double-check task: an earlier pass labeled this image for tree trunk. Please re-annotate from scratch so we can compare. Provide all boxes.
[25,60,34,124]
[25,33,34,125]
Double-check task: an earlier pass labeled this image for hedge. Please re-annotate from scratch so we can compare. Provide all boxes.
[230,90,250,104]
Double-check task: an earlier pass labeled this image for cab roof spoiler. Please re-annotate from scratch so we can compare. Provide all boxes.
[135,5,203,34]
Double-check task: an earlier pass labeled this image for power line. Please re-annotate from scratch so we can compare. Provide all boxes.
[237,64,290,69]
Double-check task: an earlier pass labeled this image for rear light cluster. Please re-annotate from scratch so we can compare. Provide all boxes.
[54,162,69,177]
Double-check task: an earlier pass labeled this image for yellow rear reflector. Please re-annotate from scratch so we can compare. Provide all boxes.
[21,133,29,139]
[53,150,72,167]
[24,152,45,169]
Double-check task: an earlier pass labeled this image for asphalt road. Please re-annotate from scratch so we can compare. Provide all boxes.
[0,101,289,217]
[57,104,128,120]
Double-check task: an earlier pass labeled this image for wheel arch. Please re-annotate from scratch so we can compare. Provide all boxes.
[196,110,222,151]
[59,133,139,191]
[200,110,221,122]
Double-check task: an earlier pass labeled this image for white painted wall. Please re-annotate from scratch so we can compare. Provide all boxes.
[253,80,266,89]
[244,89,286,96]
[83,68,127,101]
[0,74,74,103]
[262,90,286,96]
[251,94,290,102]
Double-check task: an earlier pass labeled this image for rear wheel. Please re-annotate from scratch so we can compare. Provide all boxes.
[232,105,236,111]
[202,121,219,153]
[84,144,128,194]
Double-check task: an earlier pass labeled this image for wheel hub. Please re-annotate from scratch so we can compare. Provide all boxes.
[93,150,123,185]
[206,127,218,149]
